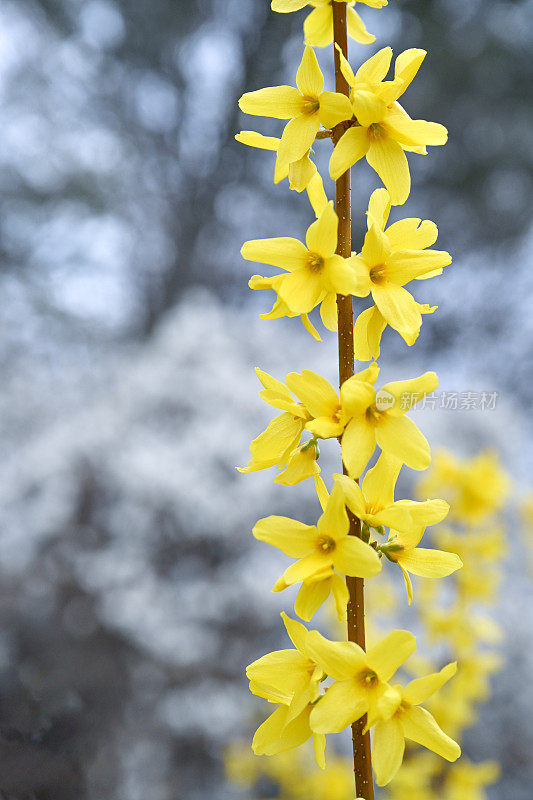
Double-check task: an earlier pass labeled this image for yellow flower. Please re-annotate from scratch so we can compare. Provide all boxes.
[242,201,360,315]
[416,450,510,524]
[334,451,450,533]
[335,371,437,476]
[239,46,352,169]
[247,613,324,720]
[381,528,462,605]
[271,0,387,47]
[237,368,311,478]
[372,663,460,786]
[254,482,382,619]
[444,758,500,800]
[307,629,416,733]
[329,47,448,204]
[349,187,451,340]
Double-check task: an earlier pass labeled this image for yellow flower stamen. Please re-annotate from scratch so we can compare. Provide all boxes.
[302,96,321,116]
[369,263,387,284]
[317,535,336,553]
[307,252,325,273]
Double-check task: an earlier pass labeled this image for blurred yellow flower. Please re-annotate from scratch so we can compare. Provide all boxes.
[271,0,387,47]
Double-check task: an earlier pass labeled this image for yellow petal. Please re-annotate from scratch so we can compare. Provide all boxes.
[280,611,309,653]
[278,115,321,167]
[320,293,338,331]
[317,482,350,539]
[296,45,324,96]
[248,412,303,462]
[253,705,313,756]
[397,548,463,578]
[353,305,386,361]
[375,414,431,471]
[383,115,448,147]
[373,718,405,786]
[340,377,375,415]
[330,126,370,180]
[286,369,339,418]
[318,92,353,131]
[393,498,449,527]
[353,89,387,127]
[341,416,376,478]
[385,249,451,285]
[248,679,292,705]
[367,136,410,206]
[380,371,439,415]
[304,5,333,47]
[300,312,322,341]
[272,0,310,11]
[334,473,367,518]
[403,662,457,706]
[288,153,317,192]
[278,268,325,313]
[306,172,329,217]
[246,649,309,690]
[344,254,372,297]
[241,237,308,271]
[366,630,416,681]
[347,6,375,44]
[385,218,438,251]
[313,476,329,513]
[399,563,413,605]
[330,572,350,620]
[361,451,402,509]
[333,536,382,577]
[295,577,331,621]
[306,416,345,438]
[283,551,332,585]
[371,282,422,337]
[305,630,365,681]
[400,706,461,762]
[355,47,393,85]
[239,85,305,119]
[361,223,391,265]
[275,443,321,485]
[310,679,367,734]
[306,201,338,256]
[256,366,302,413]
[394,48,426,96]
[253,516,316,558]
[313,681,369,735]
[323,255,363,296]
[313,733,326,770]
[335,45,356,87]
[367,187,391,231]
[235,130,280,150]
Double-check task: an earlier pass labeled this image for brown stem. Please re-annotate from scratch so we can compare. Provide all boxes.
[331,4,375,799]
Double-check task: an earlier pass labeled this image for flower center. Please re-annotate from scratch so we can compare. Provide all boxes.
[307,252,325,273]
[368,123,385,140]
[302,96,320,116]
[317,535,336,553]
[369,263,387,284]
[366,404,383,425]
[359,669,379,687]
[331,404,342,422]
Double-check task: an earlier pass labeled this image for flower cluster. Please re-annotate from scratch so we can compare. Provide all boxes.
[233,0,486,794]
[226,448,509,798]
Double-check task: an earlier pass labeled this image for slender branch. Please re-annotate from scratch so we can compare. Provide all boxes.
[331,5,375,799]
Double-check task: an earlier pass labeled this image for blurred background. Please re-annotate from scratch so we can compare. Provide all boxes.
[0,0,531,797]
